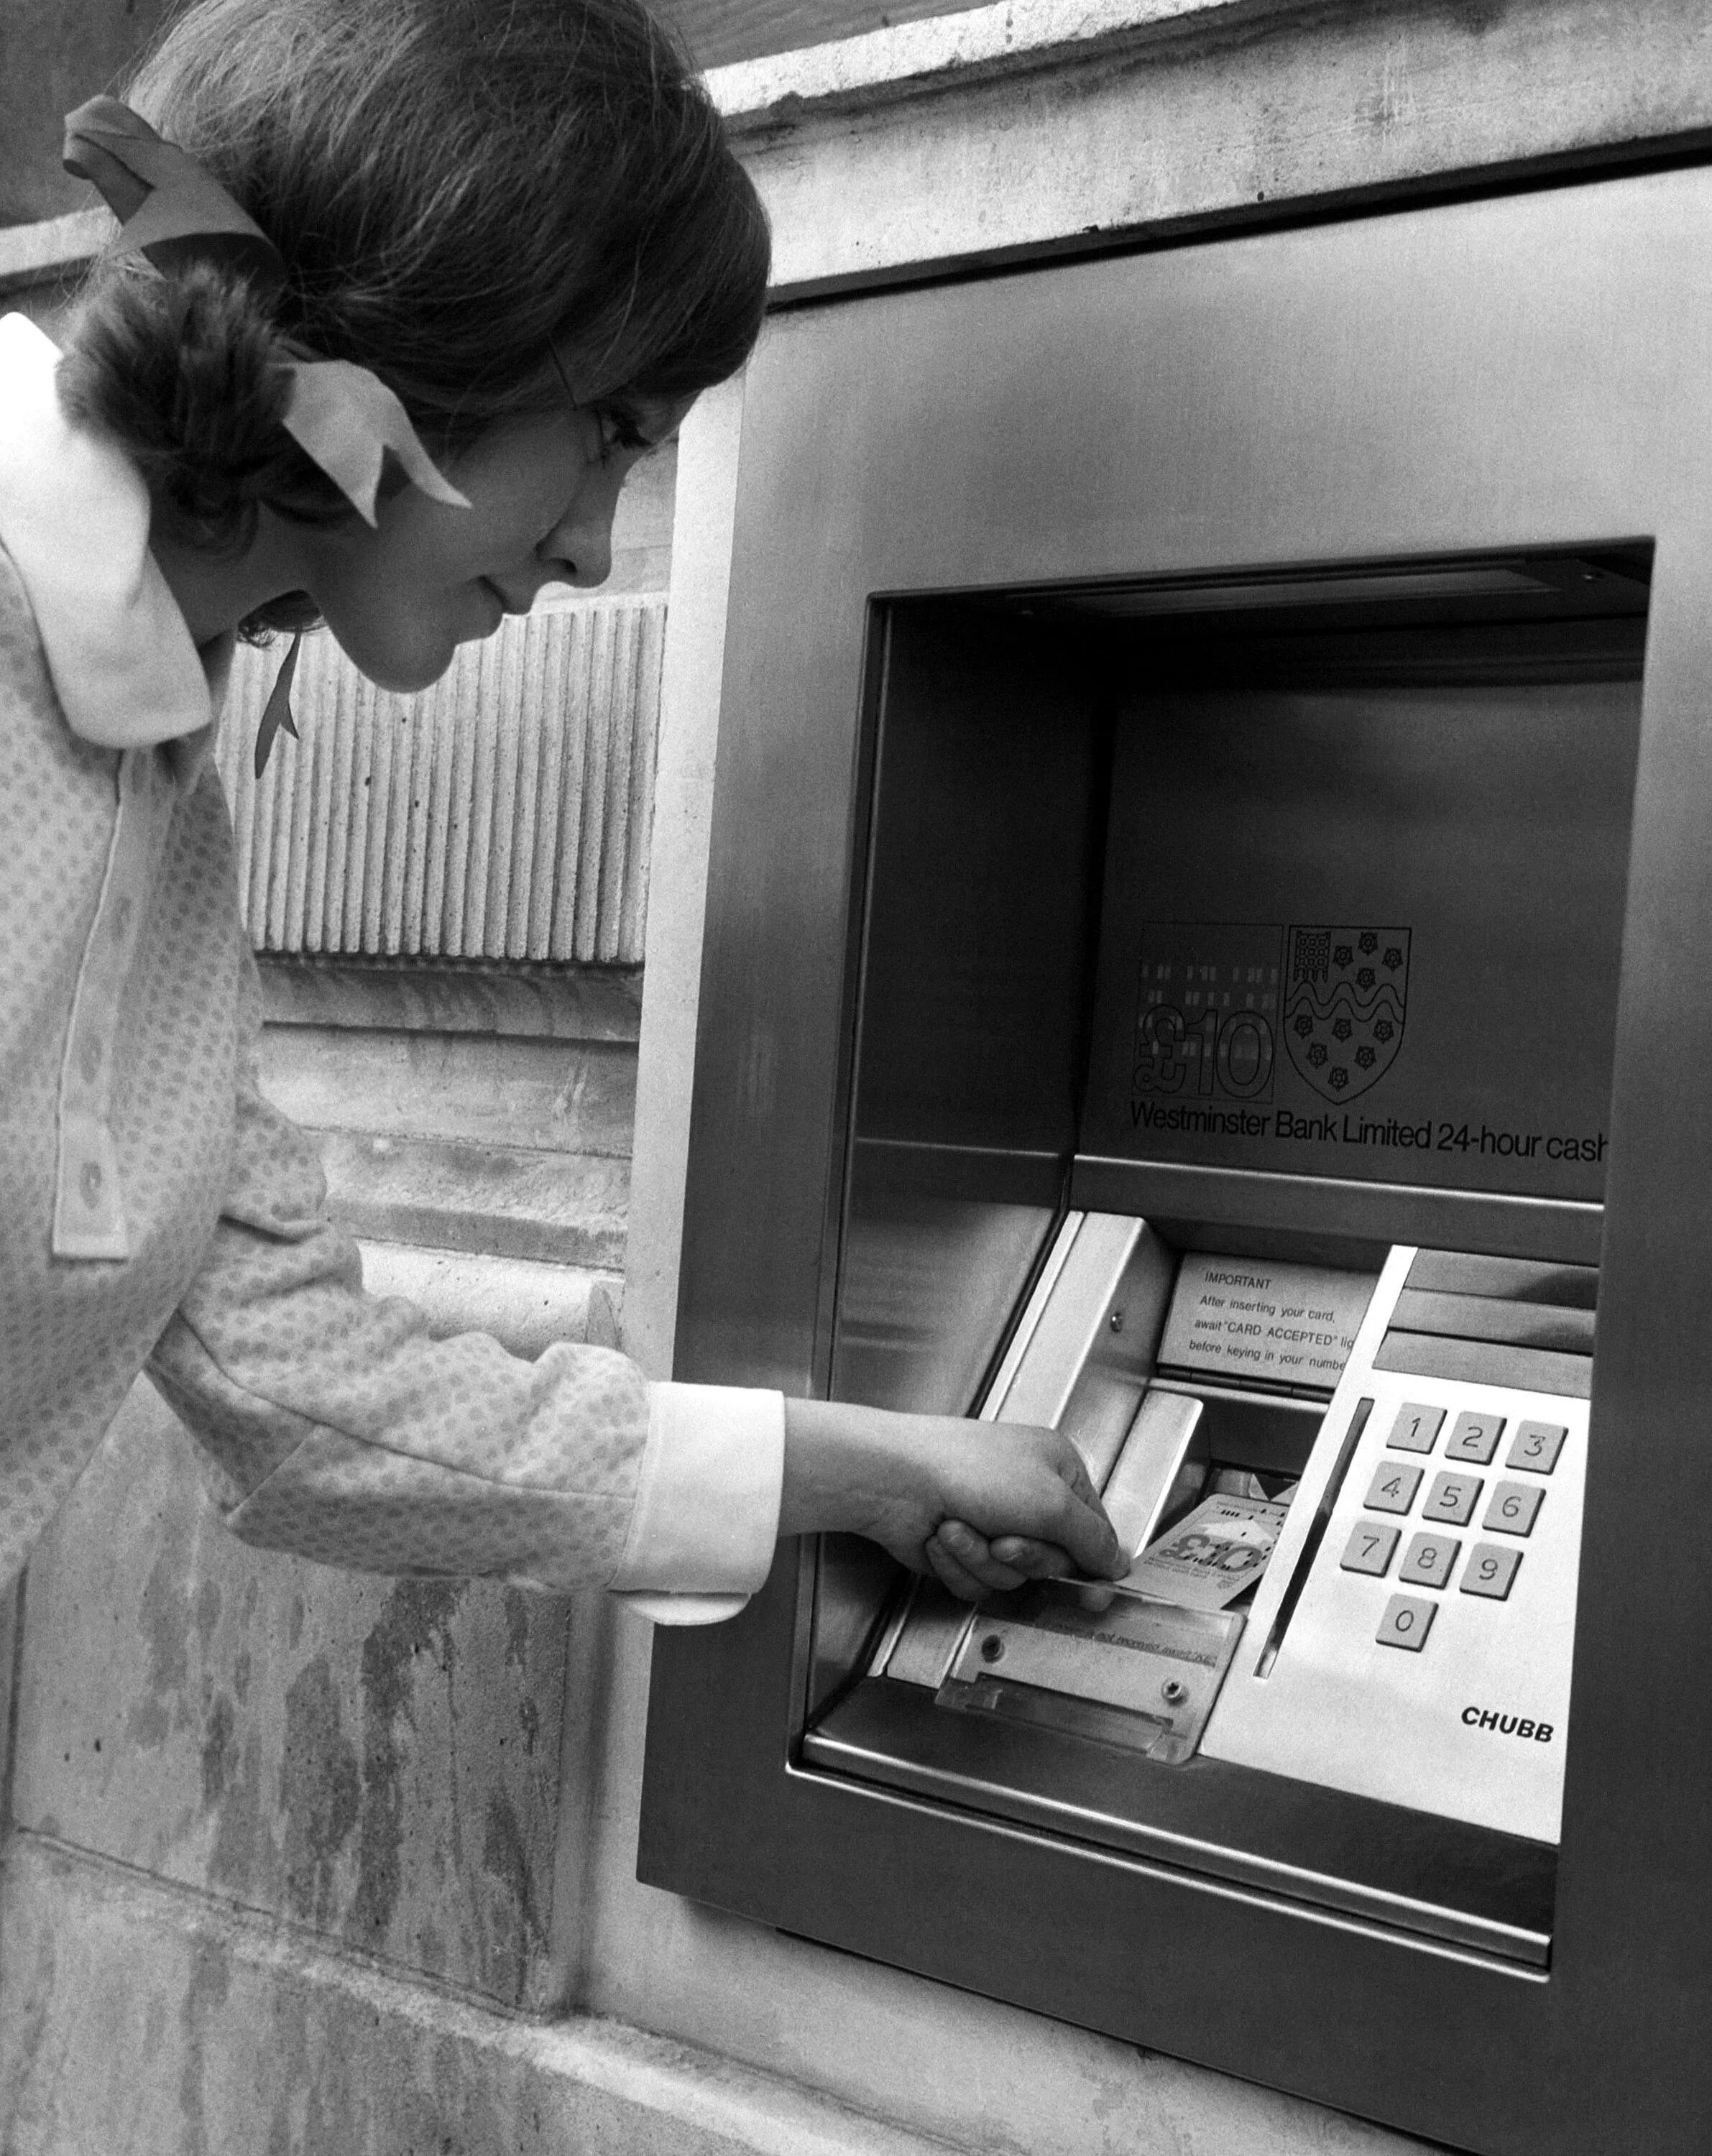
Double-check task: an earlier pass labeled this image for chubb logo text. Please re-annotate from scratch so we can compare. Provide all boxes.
[1462,1706,1553,1743]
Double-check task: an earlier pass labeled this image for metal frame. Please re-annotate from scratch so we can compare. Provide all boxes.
[642,168,1712,2153]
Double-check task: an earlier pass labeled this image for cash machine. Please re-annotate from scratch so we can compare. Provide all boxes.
[638,167,1712,2153]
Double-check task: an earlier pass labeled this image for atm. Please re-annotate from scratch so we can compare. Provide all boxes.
[639,167,1712,2154]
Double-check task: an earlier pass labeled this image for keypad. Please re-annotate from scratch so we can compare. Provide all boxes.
[1506,1421,1567,1475]
[1386,1403,1445,1453]
[1460,1543,1523,1600]
[1335,1388,1570,1660]
[1422,1471,1482,1527]
[1376,1594,1436,1651]
[1399,1532,1460,1590]
[1483,1480,1545,1538]
[1340,1521,1400,1577]
[1444,1411,1504,1465]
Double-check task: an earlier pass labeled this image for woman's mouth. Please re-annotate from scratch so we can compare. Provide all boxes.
[480,579,532,618]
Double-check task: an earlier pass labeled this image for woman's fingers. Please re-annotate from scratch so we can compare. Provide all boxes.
[934,1519,1028,1593]
[988,1534,1073,1578]
[1036,1475,1126,1580]
[924,1529,995,1603]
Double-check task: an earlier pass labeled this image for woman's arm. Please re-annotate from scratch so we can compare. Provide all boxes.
[149,959,1118,1606]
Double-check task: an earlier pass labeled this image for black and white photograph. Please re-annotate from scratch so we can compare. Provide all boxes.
[0,2,1704,2150]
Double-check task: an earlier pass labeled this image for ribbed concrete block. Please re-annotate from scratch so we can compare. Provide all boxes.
[217,599,666,964]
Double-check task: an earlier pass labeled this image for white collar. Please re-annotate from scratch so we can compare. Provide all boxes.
[0,312,231,750]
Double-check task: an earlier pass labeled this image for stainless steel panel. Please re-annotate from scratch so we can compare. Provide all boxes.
[989,1213,1143,1429]
[1100,1389,1207,1559]
[1083,673,1637,1203]
[1390,1289,1597,1355]
[1071,1155,1603,1264]
[829,1179,1059,1419]
[824,607,1106,1414]
[807,1532,902,1720]
[804,1677,1552,1966]
[1406,1250,1600,1306]
[978,1211,1084,1414]
[990,1215,1176,1482]
[1150,1379,1325,1479]
[880,1579,975,1688]
[649,167,1712,2155]
[1373,1332,1592,1400]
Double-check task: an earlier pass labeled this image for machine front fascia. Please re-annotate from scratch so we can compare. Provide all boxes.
[640,170,1712,2155]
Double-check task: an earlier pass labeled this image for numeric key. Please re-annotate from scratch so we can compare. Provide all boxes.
[1445,1411,1505,1465]
[1365,1461,1424,1515]
[1386,1404,1445,1454]
[1399,1532,1460,1589]
[1376,1595,1437,1651]
[1506,1422,1567,1475]
[1340,1521,1401,1577]
[1460,1543,1523,1600]
[1484,1480,1545,1537]
[1422,1471,1482,1526]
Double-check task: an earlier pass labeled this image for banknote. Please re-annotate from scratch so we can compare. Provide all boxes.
[1126,1491,1290,1611]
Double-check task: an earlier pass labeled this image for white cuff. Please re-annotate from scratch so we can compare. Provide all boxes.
[606,1382,785,1621]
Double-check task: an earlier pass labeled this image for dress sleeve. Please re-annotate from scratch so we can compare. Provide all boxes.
[145,1016,784,1603]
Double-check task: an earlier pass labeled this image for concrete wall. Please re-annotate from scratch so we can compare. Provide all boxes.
[0,0,970,226]
[7,1,1712,2151]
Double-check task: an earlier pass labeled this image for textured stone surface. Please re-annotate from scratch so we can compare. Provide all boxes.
[258,954,644,1044]
[258,1022,636,1265]
[356,1243,624,1365]
[0,4,175,224]
[0,1836,960,2156]
[321,1133,632,1267]
[259,1027,638,1158]
[11,1383,573,2012]
[713,0,1712,295]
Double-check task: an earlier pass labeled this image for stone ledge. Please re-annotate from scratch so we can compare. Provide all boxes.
[0,207,107,296]
[709,0,1263,119]
[0,1833,973,2156]
[713,0,1712,296]
[323,1135,630,1271]
[355,1241,625,1359]
[259,956,644,1044]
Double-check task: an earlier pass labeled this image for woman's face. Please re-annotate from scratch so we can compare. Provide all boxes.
[298,395,690,693]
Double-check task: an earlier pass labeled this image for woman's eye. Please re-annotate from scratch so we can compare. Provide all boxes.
[598,410,651,461]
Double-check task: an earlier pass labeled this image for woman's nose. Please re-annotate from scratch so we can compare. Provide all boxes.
[544,468,624,589]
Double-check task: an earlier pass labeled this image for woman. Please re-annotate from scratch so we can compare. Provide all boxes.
[0,0,1120,1621]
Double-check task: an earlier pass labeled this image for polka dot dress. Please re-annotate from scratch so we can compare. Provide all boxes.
[0,547,651,1594]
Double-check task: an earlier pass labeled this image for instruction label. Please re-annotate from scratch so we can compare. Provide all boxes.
[1158,1253,1377,1388]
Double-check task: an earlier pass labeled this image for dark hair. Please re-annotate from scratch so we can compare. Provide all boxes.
[58,0,769,573]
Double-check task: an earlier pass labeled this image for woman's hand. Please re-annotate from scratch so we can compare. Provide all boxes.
[778,1399,1124,1601]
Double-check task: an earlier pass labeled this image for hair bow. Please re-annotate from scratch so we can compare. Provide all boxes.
[63,96,474,775]
[62,96,469,529]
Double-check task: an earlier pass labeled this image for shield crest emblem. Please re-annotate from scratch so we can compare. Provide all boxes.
[1283,926,1409,1103]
